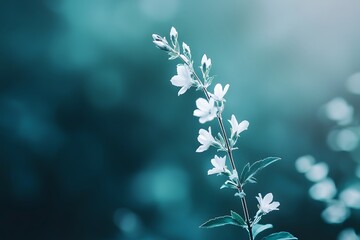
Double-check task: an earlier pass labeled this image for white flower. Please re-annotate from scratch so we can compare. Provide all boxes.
[170,65,194,95]
[256,193,280,214]
[228,115,249,138]
[208,155,228,175]
[196,127,216,152]
[201,54,212,72]
[212,83,230,101]
[193,98,217,123]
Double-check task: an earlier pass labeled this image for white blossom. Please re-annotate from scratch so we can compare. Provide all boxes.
[212,83,229,101]
[196,127,216,152]
[228,115,249,138]
[170,65,194,95]
[256,193,280,214]
[208,155,228,175]
[193,98,217,124]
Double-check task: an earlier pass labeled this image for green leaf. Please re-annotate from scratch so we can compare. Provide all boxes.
[240,163,250,184]
[262,232,297,240]
[199,215,241,228]
[230,211,247,227]
[252,224,273,239]
[240,157,281,186]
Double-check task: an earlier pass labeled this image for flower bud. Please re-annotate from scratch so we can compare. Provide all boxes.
[182,42,191,59]
[170,27,178,46]
[152,34,163,42]
[153,40,172,52]
[201,54,211,74]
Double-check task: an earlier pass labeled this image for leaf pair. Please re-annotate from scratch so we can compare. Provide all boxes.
[199,210,246,229]
[252,224,297,239]
[200,214,297,240]
[240,157,281,186]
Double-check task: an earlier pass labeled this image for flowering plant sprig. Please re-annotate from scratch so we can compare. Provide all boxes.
[152,27,297,240]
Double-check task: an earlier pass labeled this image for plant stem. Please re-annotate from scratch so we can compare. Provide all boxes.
[217,115,254,240]
[178,54,254,240]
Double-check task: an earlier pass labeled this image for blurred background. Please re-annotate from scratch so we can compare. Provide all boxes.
[1,0,360,239]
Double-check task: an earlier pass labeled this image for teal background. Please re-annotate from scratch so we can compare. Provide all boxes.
[1,0,360,239]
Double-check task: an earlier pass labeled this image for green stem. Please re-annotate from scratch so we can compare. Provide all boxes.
[178,54,254,240]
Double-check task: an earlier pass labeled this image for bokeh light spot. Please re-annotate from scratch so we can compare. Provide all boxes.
[337,228,359,240]
[339,184,360,209]
[327,128,359,152]
[321,201,350,224]
[295,155,316,173]
[336,129,358,151]
[113,208,142,236]
[324,97,353,125]
[305,162,329,182]
[309,178,337,201]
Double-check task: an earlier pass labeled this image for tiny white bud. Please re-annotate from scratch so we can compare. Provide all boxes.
[201,54,211,74]
[170,27,178,39]
[152,34,163,41]
[153,40,171,51]
[170,27,178,47]
[182,42,191,58]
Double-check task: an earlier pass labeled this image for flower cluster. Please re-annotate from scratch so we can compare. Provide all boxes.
[152,27,296,240]
[153,27,249,169]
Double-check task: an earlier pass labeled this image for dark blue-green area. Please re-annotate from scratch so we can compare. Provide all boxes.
[1,0,360,240]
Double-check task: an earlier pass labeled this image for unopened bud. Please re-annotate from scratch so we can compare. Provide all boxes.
[152,34,163,42]
[182,42,191,59]
[153,40,172,52]
[170,27,178,46]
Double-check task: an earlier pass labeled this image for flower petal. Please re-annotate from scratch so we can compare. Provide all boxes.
[196,145,207,153]
[196,98,209,111]
[193,109,206,118]
[199,116,207,124]
[223,84,230,95]
[177,65,189,77]
[197,135,207,145]
[208,168,221,175]
[237,120,249,135]
[170,75,186,87]
[214,84,222,98]
[256,193,263,204]
[178,86,189,95]
[269,201,280,210]
[263,193,274,205]
[216,156,226,168]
